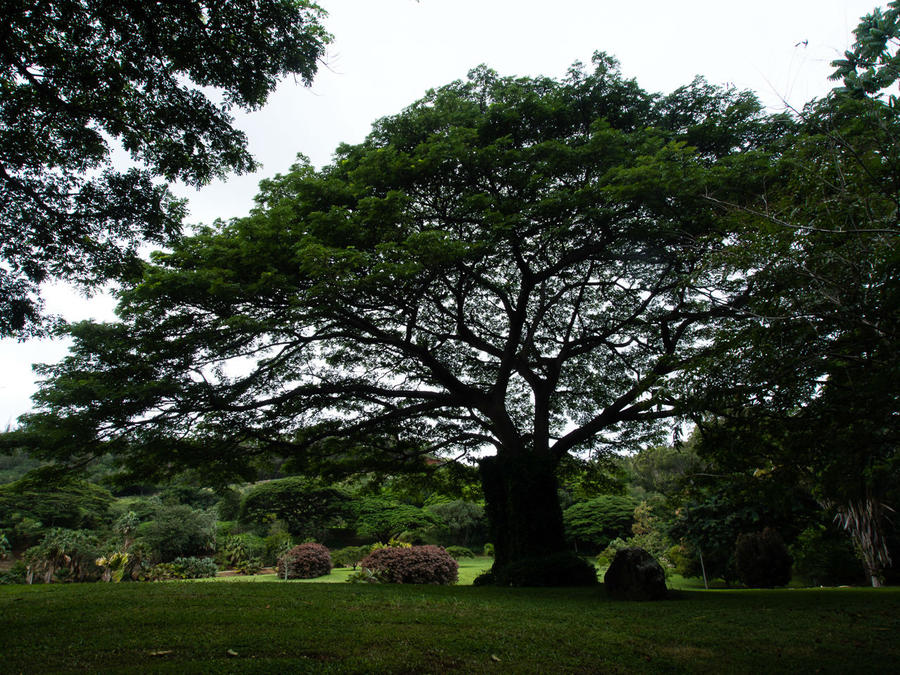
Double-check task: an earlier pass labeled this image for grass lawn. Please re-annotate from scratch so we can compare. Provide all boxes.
[2,581,898,673]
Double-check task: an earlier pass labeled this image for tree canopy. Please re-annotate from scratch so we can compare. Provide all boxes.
[0,0,330,336]
[17,54,787,579]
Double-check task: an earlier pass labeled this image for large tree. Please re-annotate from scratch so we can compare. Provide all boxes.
[0,0,330,336]
[689,4,900,586]
[17,55,781,582]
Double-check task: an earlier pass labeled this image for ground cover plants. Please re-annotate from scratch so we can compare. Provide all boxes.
[2,582,897,673]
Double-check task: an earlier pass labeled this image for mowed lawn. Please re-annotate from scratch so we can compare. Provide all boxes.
[2,580,898,674]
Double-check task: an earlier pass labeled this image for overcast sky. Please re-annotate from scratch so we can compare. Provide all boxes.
[0,0,885,427]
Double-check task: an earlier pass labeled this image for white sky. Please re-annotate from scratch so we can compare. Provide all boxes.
[0,0,885,427]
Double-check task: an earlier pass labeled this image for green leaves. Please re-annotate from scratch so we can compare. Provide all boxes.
[0,0,331,336]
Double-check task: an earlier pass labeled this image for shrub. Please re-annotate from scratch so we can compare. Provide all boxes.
[146,556,218,581]
[483,542,494,557]
[791,524,864,586]
[0,560,27,585]
[136,503,216,563]
[489,552,598,587]
[234,558,263,575]
[220,533,266,568]
[734,528,793,588]
[276,543,332,579]
[445,545,475,559]
[172,556,218,579]
[358,545,458,585]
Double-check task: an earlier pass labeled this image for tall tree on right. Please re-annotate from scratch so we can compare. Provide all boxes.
[692,3,900,586]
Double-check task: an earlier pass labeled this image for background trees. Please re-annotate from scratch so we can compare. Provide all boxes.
[0,0,330,336]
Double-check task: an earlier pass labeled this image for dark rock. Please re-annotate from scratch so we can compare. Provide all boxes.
[603,547,668,600]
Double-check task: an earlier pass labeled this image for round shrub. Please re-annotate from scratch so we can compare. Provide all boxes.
[276,543,333,580]
[445,545,475,559]
[359,545,458,584]
[734,528,792,588]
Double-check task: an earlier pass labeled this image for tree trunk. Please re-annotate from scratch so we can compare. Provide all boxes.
[479,453,567,572]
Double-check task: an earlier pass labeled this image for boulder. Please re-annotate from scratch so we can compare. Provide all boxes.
[603,547,667,600]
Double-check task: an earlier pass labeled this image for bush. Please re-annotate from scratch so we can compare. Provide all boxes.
[234,558,263,575]
[146,556,218,581]
[483,542,494,557]
[445,545,475,559]
[488,552,598,587]
[276,543,332,579]
[358,545,458,585]
[734,528,793,588]
[791,525,864,586]
[171,556,218,579]
[136,503,216,563]
[220,533,266,568]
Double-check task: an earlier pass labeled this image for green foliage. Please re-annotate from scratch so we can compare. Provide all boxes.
[0,560,27,585]
[830,1,900,106]
[136,503,216,563]
[239,477,349,539]
[345,567,387,584]
[352,498,437,542]
[0,0,330,336]
[0,468,113,543]
[483,543,494,557]
[220,533,267,568]
[145,557,217,581]
[445,546,475,560]
[791,524,865,586]
[216,489,242,521]
[425,500,486,547]
[0,448,42,484]
[233,558,263,576]
[734,528,793,588]
[24,528,101,583]
[562,496,637,553]
[358,545,458,585]
[330,545,371,569]
[483,553,598,588]
[276,543,332,580]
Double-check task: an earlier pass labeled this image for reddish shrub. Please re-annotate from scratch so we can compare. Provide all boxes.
[276,543,332,579]
[359,545,458,585]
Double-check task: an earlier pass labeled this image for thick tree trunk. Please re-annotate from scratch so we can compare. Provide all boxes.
[479,453,567,572]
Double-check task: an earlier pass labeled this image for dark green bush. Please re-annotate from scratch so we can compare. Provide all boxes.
[489,552,598,587]
[276,543,332,579]
[483,542,494,557]
[734,528,793,588]
[445,545,475,559]
[136,503,216,563]
[358,545,458,585]
[791,525,864,586]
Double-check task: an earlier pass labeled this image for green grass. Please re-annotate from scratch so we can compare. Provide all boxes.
[2,582,898,673]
